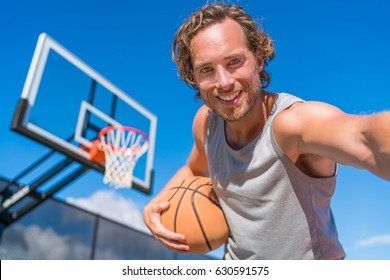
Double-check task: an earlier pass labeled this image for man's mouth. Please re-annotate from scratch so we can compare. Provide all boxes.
[217,91,241,102]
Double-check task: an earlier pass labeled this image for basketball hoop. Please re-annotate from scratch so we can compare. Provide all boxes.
[94,126,149,188]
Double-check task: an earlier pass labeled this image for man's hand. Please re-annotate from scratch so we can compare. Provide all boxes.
[143,201,190,254]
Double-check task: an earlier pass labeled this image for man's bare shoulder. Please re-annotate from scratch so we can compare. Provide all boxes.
[193,105,212,144]
[194,105,211,121]
[274,100,344,133]
[272,100,346,161]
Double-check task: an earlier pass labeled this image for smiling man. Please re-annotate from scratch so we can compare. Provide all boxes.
[143,3,390,259]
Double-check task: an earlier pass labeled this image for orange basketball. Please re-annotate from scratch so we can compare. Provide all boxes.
[161,176,229,254]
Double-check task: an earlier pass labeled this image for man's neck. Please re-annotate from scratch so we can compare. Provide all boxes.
[224,92,275,150]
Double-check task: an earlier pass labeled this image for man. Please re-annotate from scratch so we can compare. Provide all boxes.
[143,3,390,259]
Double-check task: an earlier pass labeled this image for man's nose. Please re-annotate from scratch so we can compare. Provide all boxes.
[215,66,234,90]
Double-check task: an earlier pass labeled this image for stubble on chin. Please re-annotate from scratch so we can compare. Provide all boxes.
[206,87,261,122]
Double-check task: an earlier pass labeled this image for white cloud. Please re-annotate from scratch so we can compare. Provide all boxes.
[66,190,150,234]
[356,234,390,248]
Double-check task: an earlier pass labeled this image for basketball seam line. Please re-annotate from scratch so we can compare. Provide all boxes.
[173,177,203,233]
[173,178,190,233]
[169,177,224,253]
[191,185,213,252]
[169,186,221,209]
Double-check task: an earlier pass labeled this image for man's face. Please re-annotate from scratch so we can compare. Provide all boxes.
[191,18,263,122]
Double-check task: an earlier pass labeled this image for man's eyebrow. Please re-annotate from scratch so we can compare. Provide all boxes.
[193,61,211,70]
[224,51,246,59]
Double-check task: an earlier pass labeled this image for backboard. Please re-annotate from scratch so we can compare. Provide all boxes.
[12,33,157,194]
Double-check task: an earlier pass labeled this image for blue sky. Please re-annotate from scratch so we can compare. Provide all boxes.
[1,0,389,259]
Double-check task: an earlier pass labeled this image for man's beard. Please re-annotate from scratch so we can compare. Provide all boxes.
[205,83,261,122]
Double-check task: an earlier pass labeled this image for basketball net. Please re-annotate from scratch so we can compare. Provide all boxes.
[99,126,149,188]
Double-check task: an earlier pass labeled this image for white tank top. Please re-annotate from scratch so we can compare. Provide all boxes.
[205,93,345,259]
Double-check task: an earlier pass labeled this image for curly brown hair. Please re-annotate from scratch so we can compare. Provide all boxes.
[172,3,275,96]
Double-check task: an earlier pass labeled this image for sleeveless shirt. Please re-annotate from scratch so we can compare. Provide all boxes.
[205,93,345,259]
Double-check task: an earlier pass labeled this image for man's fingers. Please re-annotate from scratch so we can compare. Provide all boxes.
[151,202,190,253]
[152,201,170,213]
[159,236,190,254]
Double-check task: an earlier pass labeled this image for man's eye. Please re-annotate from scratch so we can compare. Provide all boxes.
[200,66,212,73]
[230,58,240,65]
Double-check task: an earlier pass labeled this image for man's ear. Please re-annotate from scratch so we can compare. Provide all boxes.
[256,50,264,72]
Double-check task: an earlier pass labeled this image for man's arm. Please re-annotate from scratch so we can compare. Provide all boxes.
[143,105,210,253]
[273,101,390,180]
